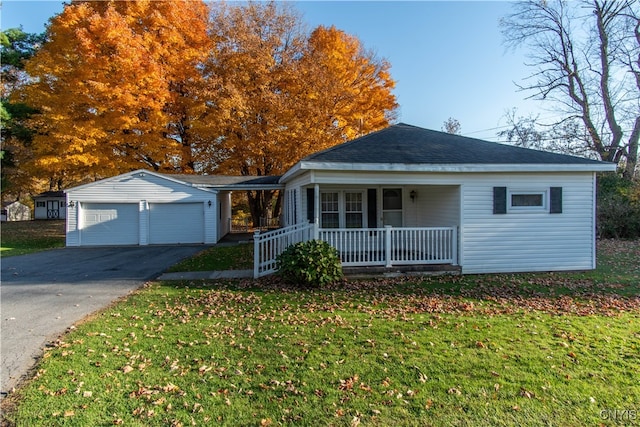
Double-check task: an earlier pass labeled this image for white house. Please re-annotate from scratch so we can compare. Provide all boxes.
[272,123,616,275]
[33,191,67,220]
[64,123,616,277]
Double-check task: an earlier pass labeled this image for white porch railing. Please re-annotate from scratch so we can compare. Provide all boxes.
[319,226,458,267]
[254,224,458,278]
[253,222,315,278]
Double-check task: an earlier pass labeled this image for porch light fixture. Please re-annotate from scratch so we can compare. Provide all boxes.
[208,200,212,207]
[68,200,75,208]
[410,190,417,202]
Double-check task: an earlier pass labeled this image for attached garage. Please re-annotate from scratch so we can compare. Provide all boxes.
[149,203,204,244]
[65,169,283,247]
[81,203,139,246]
[65,170,219,247]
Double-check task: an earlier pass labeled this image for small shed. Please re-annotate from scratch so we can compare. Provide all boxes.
[33,191,67,220]
[1,201,31,222]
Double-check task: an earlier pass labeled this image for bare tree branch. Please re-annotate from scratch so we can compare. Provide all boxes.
[502,0,639,178]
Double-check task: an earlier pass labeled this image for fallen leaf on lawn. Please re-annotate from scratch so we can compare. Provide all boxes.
[520,388,534,398]
[121,365,134,374]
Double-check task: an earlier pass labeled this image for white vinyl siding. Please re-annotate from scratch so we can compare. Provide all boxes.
[283,169,597,274]
[149,203,204,244]
[461,173,595,274]
[80,203,139,246]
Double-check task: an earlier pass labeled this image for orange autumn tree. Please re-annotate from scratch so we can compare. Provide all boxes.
[203,3,398,224]
[17,0,211,189]
[301,25,398,143]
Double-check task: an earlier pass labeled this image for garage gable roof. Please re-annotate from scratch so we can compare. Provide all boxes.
[64,170,284,194]
[64,169,218,194]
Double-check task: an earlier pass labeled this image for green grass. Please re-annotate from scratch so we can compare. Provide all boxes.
[168,243,254,272]
[0,220,65,257]
[4,240,639,426]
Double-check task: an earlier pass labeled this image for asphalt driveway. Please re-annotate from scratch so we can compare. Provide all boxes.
[0,245,204,395]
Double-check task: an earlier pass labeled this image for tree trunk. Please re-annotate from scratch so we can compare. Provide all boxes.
[623,117,640,180]
[247,189,276,228]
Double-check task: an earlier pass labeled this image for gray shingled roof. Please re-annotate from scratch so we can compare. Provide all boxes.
[303,123,608,165]
[34,191,66,198]
[162,174,282,188]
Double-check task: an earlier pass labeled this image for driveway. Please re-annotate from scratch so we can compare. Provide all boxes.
[0,245,204,395]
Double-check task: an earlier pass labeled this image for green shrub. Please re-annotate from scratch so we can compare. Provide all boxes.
[597,173,640,238]
[276,240,343,287]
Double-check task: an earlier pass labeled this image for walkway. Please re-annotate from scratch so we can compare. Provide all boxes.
[157,270,253,280]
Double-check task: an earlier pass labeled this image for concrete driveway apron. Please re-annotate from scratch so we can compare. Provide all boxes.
[0,245,204,395]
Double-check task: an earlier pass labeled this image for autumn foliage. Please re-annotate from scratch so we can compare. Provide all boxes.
[15,1,397,193]
[14,0,210,189]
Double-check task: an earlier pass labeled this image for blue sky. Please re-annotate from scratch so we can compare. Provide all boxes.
[1,1,547,141]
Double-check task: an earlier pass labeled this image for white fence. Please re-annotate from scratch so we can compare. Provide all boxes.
[319,226,457,267]
[253,222,315,278]
[253,224,457,278]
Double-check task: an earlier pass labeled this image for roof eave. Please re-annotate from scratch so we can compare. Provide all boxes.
[288,161,616,174]
[192,183,284,191]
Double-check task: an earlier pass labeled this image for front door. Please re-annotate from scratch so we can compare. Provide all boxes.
[47,200,60,219]
[382,188,403,227]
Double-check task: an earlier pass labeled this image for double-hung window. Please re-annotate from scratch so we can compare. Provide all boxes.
[320,191,365,228]
[321,192,339,228]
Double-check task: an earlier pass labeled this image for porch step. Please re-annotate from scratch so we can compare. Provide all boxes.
[342,264,461,279]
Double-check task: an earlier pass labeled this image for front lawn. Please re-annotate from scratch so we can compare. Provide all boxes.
[168,243,253,272]
[4,240,639,426]
[0,220,65,257]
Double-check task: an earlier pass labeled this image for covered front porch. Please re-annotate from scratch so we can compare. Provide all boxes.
[255,184,461,278]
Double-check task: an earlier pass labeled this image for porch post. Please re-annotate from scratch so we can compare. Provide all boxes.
[253,230,261,279]
[314,184,320,240]
[384,225,392,268]
[452,226,458,265]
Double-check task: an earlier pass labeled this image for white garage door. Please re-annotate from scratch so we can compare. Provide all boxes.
[81,203,139,246]
[149,203,204,244]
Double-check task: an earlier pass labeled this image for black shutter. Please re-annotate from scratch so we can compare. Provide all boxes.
[306,188,315,223]
[493,187,507,214]
[367,189,377,228]
[550,187,562,214]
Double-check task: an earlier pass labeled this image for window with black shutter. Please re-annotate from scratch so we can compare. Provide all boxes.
[493,187,507,214]
[550,187,562,214]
